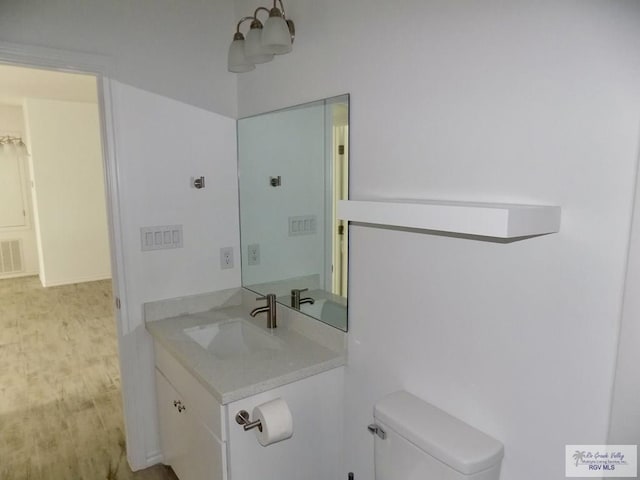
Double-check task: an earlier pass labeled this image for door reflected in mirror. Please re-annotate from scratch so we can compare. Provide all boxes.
[238,95,349,331]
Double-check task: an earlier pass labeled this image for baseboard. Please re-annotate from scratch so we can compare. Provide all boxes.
[126,450,163,472]
[0,270,38,280]
[41,273,112,287]
[145,451,164,469]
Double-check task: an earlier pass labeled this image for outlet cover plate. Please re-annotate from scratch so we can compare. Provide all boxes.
[220,247,234,269]
[247,244,260,265]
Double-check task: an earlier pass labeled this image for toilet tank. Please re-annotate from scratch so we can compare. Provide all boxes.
[373,391,503,480]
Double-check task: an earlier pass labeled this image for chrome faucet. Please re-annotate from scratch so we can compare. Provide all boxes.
[290,288,315,309]
[250,294,277,328]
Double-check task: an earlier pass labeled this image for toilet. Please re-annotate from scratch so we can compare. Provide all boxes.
[371,391,504,479]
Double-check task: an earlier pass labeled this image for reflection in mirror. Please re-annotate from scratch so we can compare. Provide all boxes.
[238,95,349,331]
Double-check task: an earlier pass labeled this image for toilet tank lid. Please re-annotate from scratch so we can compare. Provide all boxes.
[374,391,504,475]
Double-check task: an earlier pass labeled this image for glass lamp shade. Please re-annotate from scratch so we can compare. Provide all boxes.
[5,142,17,156]
[18,142,29,157]
[262,14,292,55]
[245,27,274,64]
[228,37,255,73]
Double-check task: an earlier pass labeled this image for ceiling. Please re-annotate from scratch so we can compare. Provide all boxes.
[0,64,98,106]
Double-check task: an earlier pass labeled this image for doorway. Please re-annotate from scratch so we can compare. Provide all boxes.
[0,62,170,479]
[330,99,349,298]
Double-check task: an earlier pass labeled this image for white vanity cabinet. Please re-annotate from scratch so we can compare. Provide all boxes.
[153,339,345,480]
[154,343,228,480]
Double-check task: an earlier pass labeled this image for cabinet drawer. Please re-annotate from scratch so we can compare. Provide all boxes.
[155,341,226,441]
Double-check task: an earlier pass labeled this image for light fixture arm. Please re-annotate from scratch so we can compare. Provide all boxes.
[235,16,256,34]
[250,7,271,29]
[0,135,30,156]
[254,6,270,20]
[273,0,288,19]
[0,135,25,145]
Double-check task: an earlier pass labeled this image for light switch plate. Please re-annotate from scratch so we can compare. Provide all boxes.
[141,225,183,251]
[289,215,317,236]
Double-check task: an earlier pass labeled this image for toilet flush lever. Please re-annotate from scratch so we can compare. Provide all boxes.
[367,423,386,439]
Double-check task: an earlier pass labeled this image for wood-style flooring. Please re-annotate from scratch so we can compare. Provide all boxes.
[0,276,177,480]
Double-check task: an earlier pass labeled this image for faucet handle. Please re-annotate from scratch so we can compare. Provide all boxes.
[256,293,276,302]
[292,288,308,294]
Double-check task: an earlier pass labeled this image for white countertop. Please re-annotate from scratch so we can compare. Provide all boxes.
[146,304,346,404]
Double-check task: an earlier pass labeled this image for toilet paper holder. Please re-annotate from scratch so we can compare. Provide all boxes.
[235,410,263,432]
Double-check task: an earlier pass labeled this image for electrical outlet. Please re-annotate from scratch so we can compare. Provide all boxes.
[247,244,260,265]
[220,247,234,269]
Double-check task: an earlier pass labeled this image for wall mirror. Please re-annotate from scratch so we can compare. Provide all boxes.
[238,94,349,331]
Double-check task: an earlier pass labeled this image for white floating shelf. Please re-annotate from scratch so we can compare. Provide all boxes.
[338,199,561,239]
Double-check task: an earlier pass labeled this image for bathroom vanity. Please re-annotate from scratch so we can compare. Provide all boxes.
[145,288,346,480]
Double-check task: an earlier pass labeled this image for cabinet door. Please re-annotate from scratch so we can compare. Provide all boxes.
[155,369,190,479]
[187,415,227,480]
[156,368,227,480]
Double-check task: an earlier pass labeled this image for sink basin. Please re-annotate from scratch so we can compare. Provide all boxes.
[183,319,282,359]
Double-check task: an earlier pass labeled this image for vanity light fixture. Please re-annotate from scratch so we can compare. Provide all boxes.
[227,0,295,73]
[245,8,275,64]
[0,135,29,157]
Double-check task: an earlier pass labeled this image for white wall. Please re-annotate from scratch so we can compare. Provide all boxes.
[238,102,325,287]
[0,0,236,118]
[235,1,640,479]
[0,103,23,129]
[111,81,240,465]
[0,104,39,277]
[23,98,111,286]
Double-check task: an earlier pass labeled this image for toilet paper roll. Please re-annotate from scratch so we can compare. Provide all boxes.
[252,398,293,447]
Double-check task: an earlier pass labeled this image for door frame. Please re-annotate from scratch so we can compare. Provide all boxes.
[608,139,640,443]
[0,40,145,469]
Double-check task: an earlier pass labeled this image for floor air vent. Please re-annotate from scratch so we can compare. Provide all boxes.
[0,240,24,275]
